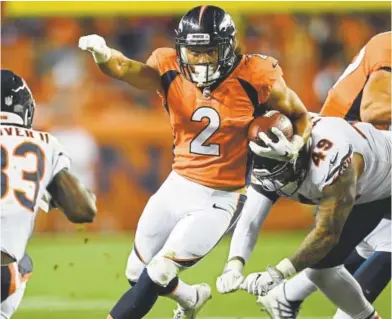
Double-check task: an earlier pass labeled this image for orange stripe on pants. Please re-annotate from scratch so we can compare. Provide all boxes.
[8,263,17,296]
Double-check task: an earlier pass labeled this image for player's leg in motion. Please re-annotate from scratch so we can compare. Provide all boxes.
[333,219,391,319]
[1,283,27,319]
[1,253,33,318]
[108,172,246,319]
[304,198,390,319]
[125,248,198,310]
[108,173,180,319]
[260,216,391,318]
[286,221,390,305]
[165,194,246,318]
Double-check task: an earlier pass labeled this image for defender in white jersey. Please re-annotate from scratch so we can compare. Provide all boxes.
[220,116,390,319]
[0,70,97,318]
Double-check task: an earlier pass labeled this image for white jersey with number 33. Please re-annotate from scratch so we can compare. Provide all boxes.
[1,125,71,261]
[295,117,391,205]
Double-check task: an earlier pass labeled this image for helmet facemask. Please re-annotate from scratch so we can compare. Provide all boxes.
[176,34,236,87]
[253,142,310,197]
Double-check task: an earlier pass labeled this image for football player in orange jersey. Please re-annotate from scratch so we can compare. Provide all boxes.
[79,5,311,319]
[320,31,391,129]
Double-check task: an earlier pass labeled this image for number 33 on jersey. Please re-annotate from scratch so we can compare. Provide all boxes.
[147,48,282,188]
[1,126,70,215]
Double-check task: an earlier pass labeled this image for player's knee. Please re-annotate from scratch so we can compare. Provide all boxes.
[124,250,145,283]
[125,262,143,283]
[146,256,178,287]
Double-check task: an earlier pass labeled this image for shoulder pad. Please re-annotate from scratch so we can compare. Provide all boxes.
[308,120,354,191]
[146,48,177,75]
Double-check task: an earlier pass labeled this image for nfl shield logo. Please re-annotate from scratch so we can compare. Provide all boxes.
[5,96,13,106]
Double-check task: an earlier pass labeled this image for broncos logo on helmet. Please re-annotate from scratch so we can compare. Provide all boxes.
[175,5,237,87]
[1,69,35,128]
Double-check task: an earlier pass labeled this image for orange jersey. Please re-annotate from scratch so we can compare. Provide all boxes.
[147,48,282,188]
[320,32,391,127]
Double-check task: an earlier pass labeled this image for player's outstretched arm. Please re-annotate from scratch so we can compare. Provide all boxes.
[267,76,312,150]
[79,34,161,92]
[287,154,361,273]
[360,68,391,125]
[47,169,97,224]
[216,186,274,294]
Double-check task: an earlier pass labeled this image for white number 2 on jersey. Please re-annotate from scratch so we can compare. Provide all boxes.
[333,46,366,88]
[190,107,220,156]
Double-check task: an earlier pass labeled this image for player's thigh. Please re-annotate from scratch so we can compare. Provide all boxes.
[312,197,391,269]
[133,174,180,263]
[356,218,391,258]
[363,218,391,252]
[133,196,176,263]
[158,193,247,267]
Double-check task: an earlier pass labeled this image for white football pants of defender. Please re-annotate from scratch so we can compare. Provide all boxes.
[355,218,391,259]
[284,218,391,318]
[126,170,245,283]
[1,283,26,319]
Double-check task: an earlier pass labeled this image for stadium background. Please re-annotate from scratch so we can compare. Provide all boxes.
[1,1,391,318]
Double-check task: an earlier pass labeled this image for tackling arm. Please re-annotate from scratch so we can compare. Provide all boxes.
[360,69,391,125]
[216,185,275,294]
[286,154,362,273]
[228,185,275,265]
[47,169,97,224]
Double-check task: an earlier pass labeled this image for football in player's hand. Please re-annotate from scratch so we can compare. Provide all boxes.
[248,110,294,146]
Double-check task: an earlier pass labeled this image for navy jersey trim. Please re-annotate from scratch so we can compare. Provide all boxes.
[161,70,180,114]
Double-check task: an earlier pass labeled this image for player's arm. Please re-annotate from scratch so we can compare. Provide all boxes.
[216,185,276,293]
[79,34,161,92]
[47,169,97,223]
[228,185,275,264]
[267,75,312,145]
[286,154,361,273]
[360,68,391,125]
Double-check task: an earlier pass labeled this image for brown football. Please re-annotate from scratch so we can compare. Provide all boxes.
[248,110,294,147]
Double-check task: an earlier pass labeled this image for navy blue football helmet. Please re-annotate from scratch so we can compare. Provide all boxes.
[1,70,35,128]
[175,5,237,87]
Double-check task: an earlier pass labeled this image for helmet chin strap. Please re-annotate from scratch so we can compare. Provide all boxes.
[193,65,221,87]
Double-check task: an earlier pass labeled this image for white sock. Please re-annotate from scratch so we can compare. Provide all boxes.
[166,279,198,309]
[305,266,375,319]
[284,270,318,301]
[334,309,353,319]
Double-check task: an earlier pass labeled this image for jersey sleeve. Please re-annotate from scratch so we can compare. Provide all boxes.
[365,32,392,74]
[49,135,71,179]
[251,55,283,104]
[309,132,354,192]
[146,48,177,76]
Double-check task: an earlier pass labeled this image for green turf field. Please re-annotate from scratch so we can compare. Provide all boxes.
[14,231,391,319]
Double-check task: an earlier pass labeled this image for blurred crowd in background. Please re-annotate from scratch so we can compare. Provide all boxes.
[1,9,390,231]
[2,12,390,117]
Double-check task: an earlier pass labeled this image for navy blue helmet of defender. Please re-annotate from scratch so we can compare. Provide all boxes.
[1,69,35,128]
